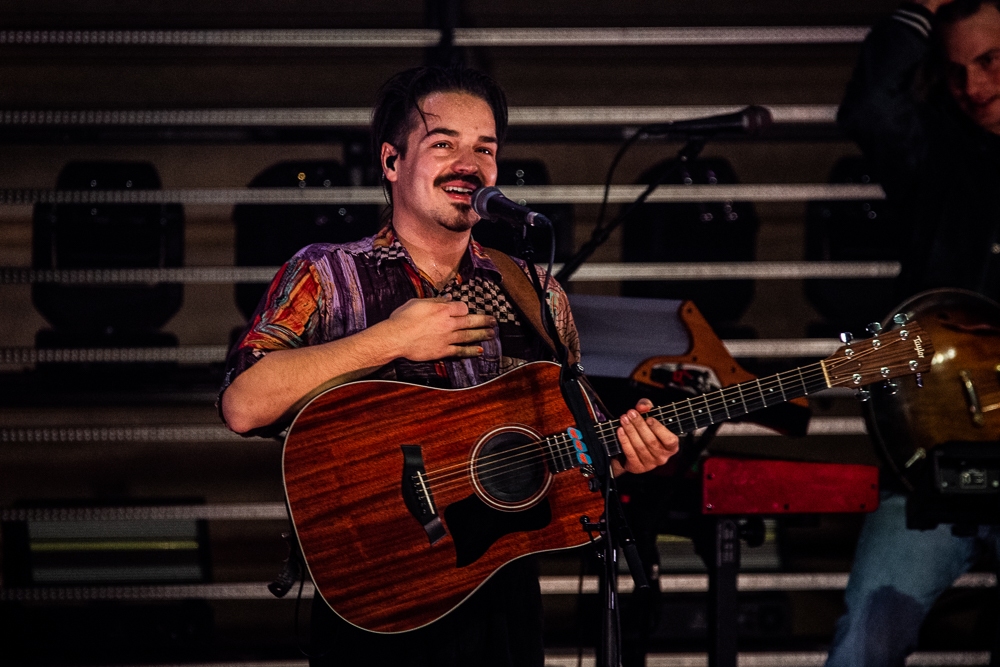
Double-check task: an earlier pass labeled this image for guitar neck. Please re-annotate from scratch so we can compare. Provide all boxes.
[593,361,830,458]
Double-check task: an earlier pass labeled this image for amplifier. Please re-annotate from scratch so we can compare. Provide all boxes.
[907,441,1000,529]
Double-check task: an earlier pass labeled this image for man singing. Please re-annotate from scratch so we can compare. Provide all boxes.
[220,65,679,667]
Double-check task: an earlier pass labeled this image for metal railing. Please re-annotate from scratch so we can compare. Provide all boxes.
[0,27,870,48]
[0,105,839,127]
[0,183,885,206]
[0,340,853,366]
[2,572,993,602]
[0,417,868,446]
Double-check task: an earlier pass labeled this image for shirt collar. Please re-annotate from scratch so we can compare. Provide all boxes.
[372,225,409,269]
[468,236,502,278]
[373,225,502,281]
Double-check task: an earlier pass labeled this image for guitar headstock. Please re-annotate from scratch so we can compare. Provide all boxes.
[823,320,935,388]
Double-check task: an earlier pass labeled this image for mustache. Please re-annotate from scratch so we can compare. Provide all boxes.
[433,172,484,189]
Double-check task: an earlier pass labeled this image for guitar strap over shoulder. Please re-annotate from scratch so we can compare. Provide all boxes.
[483,247,579,365]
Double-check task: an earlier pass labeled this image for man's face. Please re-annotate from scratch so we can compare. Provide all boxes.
[384,91,499,233]
[943,4,1000,134]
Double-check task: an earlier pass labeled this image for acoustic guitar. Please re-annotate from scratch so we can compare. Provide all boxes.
[867,289,1000,491]
[283,322,933,633]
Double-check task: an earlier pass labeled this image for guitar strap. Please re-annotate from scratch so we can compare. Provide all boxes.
[485,248,612,467]
[483,247,579,365]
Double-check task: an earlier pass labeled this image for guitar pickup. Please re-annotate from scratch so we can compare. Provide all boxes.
[401,445,447,545]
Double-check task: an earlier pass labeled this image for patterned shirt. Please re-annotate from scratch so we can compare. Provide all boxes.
[221,225,580,434]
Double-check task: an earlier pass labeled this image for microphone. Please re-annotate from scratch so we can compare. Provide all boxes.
[470,186,550,227]
[645,106,772,136]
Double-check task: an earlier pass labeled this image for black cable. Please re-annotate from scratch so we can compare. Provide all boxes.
[593,125,658,236]
[556,134,706,283]
[293,564,335,661]
[540,215,557,320]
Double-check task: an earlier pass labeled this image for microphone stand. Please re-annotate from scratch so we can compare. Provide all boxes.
[513,221,649,667]
[556,136,707,283]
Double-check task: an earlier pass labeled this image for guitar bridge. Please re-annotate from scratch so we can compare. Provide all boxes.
[401,445,447,545]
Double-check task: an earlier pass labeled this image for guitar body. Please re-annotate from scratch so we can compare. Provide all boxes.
[282,324,930,633]
[283,361,603,634]
[867,289,1000,489]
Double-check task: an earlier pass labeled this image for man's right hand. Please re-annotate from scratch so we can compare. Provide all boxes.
[915,0,954,12]
[222,296,496,433]
[387,296,497,361]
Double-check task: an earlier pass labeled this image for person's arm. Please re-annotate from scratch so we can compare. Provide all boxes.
[536,268,679,475]
[838,2,944,177]
[222,298,495,433]
[914,0,955,13]
[221,255,495,435]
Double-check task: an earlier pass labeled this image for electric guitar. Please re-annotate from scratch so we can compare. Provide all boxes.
[283,321,933,633]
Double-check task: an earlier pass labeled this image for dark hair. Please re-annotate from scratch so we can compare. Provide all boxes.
[928,0,1000,93]
[370,66,508,185]
[936,0,1000,26]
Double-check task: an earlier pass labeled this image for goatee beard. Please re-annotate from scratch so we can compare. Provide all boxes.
[437,204,476,232]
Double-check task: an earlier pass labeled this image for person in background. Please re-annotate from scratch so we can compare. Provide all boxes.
[827,1,1000,664]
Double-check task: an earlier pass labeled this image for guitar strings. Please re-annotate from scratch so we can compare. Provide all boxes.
[424,363,836,493]
[425,361,849,491]
[422,336,918,493]
[423,360,834,486]
[427,368,822,492]
[442,333,912,484]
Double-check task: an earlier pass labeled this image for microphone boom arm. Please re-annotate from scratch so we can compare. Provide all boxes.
[555,136,707,283]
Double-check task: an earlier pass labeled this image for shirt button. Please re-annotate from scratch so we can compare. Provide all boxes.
[992,243,1000,255]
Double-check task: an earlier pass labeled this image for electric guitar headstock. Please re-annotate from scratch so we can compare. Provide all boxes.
[822,318,935,391]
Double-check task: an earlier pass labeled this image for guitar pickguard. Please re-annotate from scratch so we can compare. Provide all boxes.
[444,494,552,568]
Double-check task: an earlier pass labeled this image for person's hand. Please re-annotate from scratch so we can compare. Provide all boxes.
[611,398,679,476]
[387,296,496,361]
[914,0,955,13]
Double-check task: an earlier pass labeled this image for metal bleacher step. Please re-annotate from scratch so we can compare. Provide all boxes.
[0,417,868,447]
[56,651,994,667]
[549,651,992,667]
[4,572,995,602]
[0,184,887,206]
[0,26,871,48]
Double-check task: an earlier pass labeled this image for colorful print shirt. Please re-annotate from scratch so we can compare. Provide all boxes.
[220,226,580,434]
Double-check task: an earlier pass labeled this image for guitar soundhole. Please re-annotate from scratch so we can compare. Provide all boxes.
[471,425,552,511]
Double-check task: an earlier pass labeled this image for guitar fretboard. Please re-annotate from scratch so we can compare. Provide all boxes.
[542,361,829,472]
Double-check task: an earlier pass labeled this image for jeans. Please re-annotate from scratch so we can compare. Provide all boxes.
[825,491,1000,667]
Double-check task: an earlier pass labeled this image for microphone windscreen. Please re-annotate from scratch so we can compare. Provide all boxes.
[471,186,500,220]
[743,106,773,134]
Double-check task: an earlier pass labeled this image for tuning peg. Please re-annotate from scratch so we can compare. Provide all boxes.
[839,331,854,344]
[893,313,909,325]
[916,373,924,388]
[866,322,883,335]
[855,389,871,402]
[883,380,899,395]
